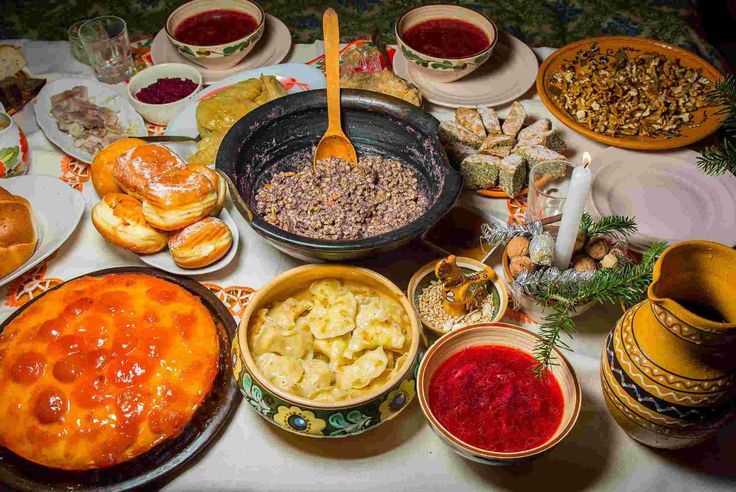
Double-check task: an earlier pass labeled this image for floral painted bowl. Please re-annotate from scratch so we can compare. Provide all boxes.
[395,4,498,83]
[417,323,581,465]
[165,0,265,70]
[0,112,29,178]
[231,264,422,438]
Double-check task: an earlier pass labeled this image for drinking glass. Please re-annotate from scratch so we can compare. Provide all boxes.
[79,16,133,84]
[526,162,576,222]
[68,19,90,65]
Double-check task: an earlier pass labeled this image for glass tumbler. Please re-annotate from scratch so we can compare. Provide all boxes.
[526,162,576,222]
[68,19,90,65]
[79,16,133,84]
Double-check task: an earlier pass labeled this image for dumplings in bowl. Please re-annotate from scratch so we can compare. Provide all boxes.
[233,265,421,438]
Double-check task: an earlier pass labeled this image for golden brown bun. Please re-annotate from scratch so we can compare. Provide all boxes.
[187,164,226,215]
[141,169,217,231]
[168,217,232,268]
[113,144,185,200]
[91,138,147,197]
[92,193,168,254]
[0,186,37,278]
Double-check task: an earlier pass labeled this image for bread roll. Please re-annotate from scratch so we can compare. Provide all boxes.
[91,137,147,197]
[0,186,36,278]
[92,193,168,254]
[141,168,217,231]
[113,144,185,200]
[168,217,232,268]
[187,164,226,216]
[0,45,27,79]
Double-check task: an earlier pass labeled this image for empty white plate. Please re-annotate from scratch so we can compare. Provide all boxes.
[137,208,239,275]
[394,32,538,108]
[588,147,736,251]
[0,175,85,287]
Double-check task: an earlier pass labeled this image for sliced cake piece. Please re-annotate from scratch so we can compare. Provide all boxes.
[444,142,478,165]
[502,101,527,138]
[455,107,486,140]
[513,144,566,167]
[517,119,552,141]
[439,120,483,148]
[518,130,567,153]
[478,107,502,135]
[460,154,501,189]
[479,134,515,158]
[498,154,528,197]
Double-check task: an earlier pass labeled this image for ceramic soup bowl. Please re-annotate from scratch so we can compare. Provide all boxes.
[0,112,29,178]
[232,264,422,438]
[395,4,498,83]
[166,0,265,70]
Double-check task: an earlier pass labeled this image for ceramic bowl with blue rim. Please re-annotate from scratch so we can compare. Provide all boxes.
[231,264,422,438]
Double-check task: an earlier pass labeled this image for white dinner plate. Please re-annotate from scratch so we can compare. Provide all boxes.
[165,63,326,162]
[34,78,146,163]
[137,208,239,276]
[587,147,736,251]
[0,175,85,287]
[151,14,293,85]
[394,32,538,108]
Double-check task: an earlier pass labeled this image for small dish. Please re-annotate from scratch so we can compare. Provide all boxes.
[34,78,146,163]
[151,14,292,85]
[407,256,508,338]
[394,32,537,108]
[127,63,203,126]
[232,264,421,438]
[165,0,265,70]
[0,175,84,288]
[395,4,497,83]
[137,208,238,275]
[417,322,581,465]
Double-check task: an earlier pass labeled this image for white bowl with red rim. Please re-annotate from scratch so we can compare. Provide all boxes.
[417,322,582,464]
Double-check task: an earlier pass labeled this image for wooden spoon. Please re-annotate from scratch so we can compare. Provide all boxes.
[313,8,357,167]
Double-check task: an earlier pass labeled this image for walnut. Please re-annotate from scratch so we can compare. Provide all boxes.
[574,231,586,252]
[572,254,598,273]
[509,256,536,279]
[585,237,610,260]
[506,237,530,258]
[600,252,619,269]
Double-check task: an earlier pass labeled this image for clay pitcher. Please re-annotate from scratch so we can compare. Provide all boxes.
[601,240,736,449]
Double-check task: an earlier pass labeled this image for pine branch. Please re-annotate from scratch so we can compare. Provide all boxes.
[580,212,638,238]
[707,74,736,134]
[698,74,736,177]
[697,138,736,176]
[533,301,576,375]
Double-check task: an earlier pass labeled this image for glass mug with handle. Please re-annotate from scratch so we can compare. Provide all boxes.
[79,16,133,84]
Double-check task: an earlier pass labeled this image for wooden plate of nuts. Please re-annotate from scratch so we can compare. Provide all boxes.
[537,36,724,150]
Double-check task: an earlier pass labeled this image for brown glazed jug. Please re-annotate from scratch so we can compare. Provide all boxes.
[601,240,736,448]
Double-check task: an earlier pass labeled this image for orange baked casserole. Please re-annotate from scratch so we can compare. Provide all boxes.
[0,273,220,470]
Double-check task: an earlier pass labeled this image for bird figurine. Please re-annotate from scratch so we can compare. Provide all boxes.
[434,255,496,316]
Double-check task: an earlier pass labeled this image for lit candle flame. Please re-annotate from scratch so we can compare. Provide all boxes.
[582,151,591,168]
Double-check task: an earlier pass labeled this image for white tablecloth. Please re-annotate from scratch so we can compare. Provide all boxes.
[2,39,735,492]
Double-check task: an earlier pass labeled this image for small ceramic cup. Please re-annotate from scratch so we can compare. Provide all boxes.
[127,63,203,126]
[232,264,422,438]
[0,112,29,178]
[166,0,266,70]
[417,323,582,465]
[395,4,498,83]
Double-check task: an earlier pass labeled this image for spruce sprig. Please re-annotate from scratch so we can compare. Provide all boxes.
[697,74,736,177]
[580,212,638,238]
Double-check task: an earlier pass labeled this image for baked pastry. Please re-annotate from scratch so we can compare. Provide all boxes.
[113,144,185,200]
[168,217,232,268]
[0,273,220,470]
[91,138,146,197]
[0,186,36,278]
[141,168,217,231]
[92,193,168,254]
[187,164,226,216]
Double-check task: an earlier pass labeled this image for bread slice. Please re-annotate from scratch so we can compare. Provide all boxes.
[0,186,37,278]
[0,45,27,80]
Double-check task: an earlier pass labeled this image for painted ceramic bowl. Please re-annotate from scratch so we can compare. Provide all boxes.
[417,323,581,465]
[165,0,265,70]
[395,4,498,83]
[0,112,29,178]
[407,257,508,338]
[231,264,422,438]
[127,63,203,126]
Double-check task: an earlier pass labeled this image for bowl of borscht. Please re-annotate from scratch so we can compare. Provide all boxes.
[166,0,265,70]
[417,323,581,465]
[395,4,498,83]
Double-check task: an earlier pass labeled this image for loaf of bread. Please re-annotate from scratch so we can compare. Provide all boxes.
[0,186,37,277]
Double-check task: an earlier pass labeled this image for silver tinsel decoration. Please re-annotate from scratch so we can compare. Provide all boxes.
[480,219,545,247]
[513,267,596,296]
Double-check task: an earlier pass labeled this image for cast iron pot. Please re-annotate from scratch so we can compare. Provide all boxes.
[216,89,462,262]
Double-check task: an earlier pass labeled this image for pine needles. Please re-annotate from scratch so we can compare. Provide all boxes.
[580,212,638,238]
[697,74,736,177]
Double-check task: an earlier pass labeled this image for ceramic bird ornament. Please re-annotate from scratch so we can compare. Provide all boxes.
[435,255,496,316]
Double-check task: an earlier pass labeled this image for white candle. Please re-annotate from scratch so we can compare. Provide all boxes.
[553,152,592,269]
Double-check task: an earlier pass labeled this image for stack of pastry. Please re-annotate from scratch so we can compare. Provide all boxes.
[0,185,37,278]
[90,138,233,268]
